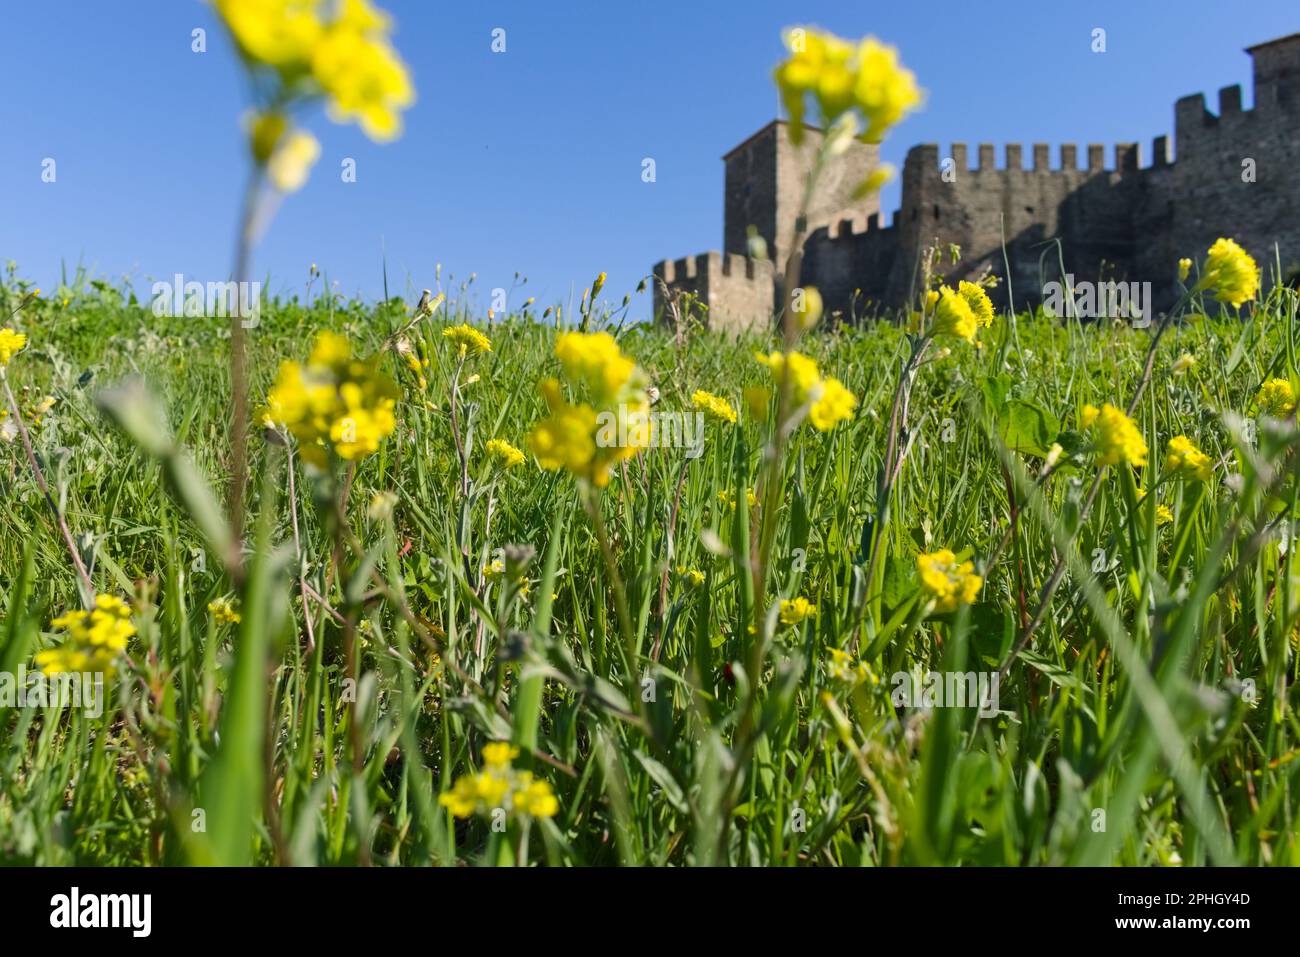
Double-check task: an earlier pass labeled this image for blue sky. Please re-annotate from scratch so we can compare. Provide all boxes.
[1,1,1296,320]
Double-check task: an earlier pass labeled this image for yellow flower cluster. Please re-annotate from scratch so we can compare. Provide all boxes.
[678,566,706,588]
[553,332,645,407]
[790,286,824,331]
[718,487,758,511]
[691,389,737,424]
[826,647,877,686]
[485,438,525,469]
[916,549,982,613]
[1081,403,1148,468]
[216,0,413,142]
[754,351,857,431]
[779,596,817,626]
[527,333,650,488]
[208,596,242,625]
[0,327,27,366]
[1201,238,1259,307]
[438,741,560,820]
[1177,258,1193,283]
[932,283,994,343]
[1255,378,1296,418]
[1164,435,1213,482]
[443,323,492,357]
[34,594,135,676]
[774,28,921,144]
[264,331,399,466]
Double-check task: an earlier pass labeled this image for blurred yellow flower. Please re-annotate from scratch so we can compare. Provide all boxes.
[779,596,817,625]
[692,389,737,424]
[217,0,414,142]
[1177,258,1192,283]
[1164,435,1213,481]
[485,437,525,469]
[34,594,135,676]
[207,596,242,625]
[791,286,824,331]
[438,742,558,820]
[1171,352,1196,375]
[554,331,645,406]
[809,377,857,430]
[0,328,27,366]
[916,549,982,613]
[266,128,321,192]
[264,330,399,466]
[1081,403,1148,467]
[1255,378,1295,418]
[774,28,921,145]
[755,351,857,431]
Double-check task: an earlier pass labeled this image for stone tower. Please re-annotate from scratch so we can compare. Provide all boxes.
[722,120,880,267]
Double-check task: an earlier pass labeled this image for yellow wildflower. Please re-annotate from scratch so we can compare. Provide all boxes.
[1202,238,1259,307]
[264,330,399,466]
[443,323,492,356]
[827,648,876,685]
[482,741,519,768]
[958,281,994,328]
[554,331,643,406]
[791,286,823,331]
[691,390,737,424]
[1164,435,1213,482]
[216,0,324,68]
[266,128,321,192]
[1255,378,1296,418]
[207,596,242,625]
[1177,258,1192,283]
[678,567,706,588]
[1171,352,1196,375]
[0,328,27,365]
[932,285,978,342]
[755,351,857,431]
[779,596,817,626]
[809,377,857,430]
[1080,403,1148,467]
[774,28,921,144]
[485,438,525,469]
[718,488,758,511]
[438,743,558,820]
[34,594,135,676]
[916,549,982,613]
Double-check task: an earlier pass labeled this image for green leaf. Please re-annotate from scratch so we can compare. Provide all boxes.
[997,398,1059,457]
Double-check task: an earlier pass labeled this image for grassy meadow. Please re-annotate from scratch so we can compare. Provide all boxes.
[1,265,1298,867]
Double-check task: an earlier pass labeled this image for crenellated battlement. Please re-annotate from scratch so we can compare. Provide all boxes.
[653,251,774,286]
[652,251,776,330]
[653,32,1300,330]
[907,141,1163,175]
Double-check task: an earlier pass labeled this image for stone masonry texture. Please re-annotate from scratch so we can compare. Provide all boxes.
[653,33,1300,332]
